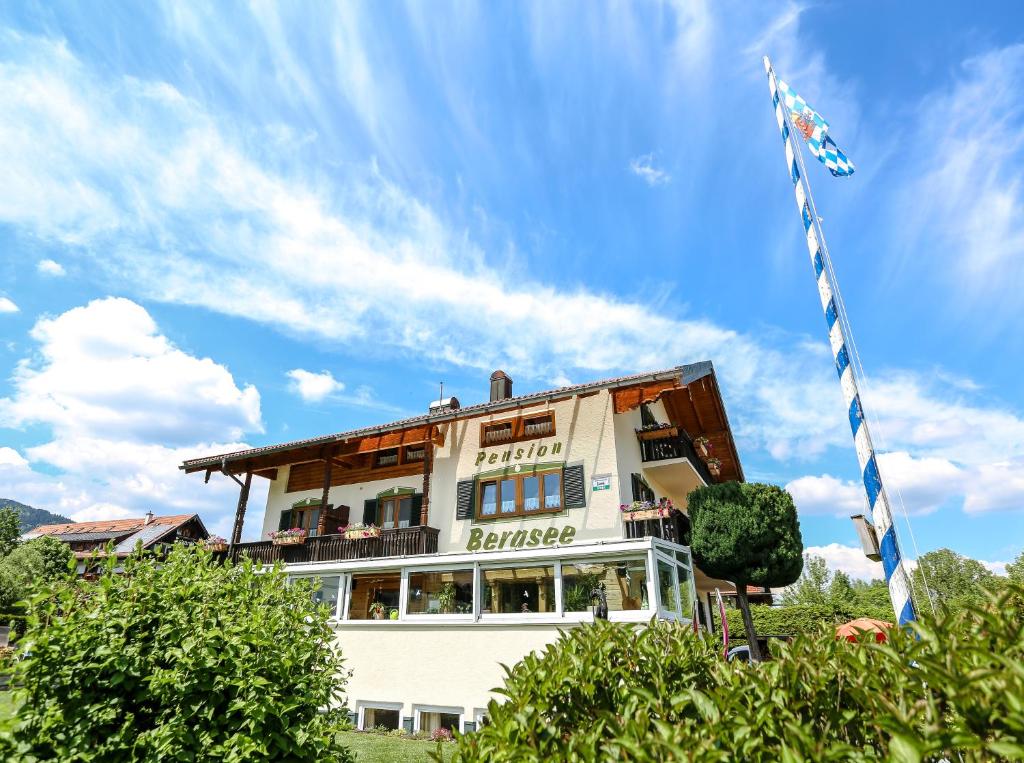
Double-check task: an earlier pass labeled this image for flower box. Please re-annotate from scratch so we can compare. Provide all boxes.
[624,508,674,521]
[205,542,228,553]
[344,528,381,541]
[694,436,712,458]
[272,535,306,546]
[635,425,679,441]
[706,458,722,477]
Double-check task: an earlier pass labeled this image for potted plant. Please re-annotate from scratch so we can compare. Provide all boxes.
[389,609,399,620]
[368,601,387,620]
[269,528,307,546]
[634,422,679,441]
[201,535,228,553]
[437,582,457,614]
[706,457,722,477]
[340,523,382,540]
[693,435,712,458]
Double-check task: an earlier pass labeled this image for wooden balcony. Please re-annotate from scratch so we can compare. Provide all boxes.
[222,526,440,565]
[623,511,690,546]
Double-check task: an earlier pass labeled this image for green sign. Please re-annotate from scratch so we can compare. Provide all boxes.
[467,525,576,552]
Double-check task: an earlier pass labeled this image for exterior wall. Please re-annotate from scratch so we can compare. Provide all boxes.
[339,623,577,726]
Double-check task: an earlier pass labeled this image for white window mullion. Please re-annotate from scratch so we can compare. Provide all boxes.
[399,568,409,620]
[553,560,563,617]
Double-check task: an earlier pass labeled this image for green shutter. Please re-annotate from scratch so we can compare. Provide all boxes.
[406,495,423,527]
[278,510,293,530]
[362,499,377,525]
[563,464,586,509]
[455,480,475,520]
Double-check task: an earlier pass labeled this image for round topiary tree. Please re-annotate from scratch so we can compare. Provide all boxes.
[687,481,803,661]
[3,545,354,762]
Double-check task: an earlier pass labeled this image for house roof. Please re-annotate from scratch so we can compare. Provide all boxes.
[25,514,208,558]
[180,362,725,474]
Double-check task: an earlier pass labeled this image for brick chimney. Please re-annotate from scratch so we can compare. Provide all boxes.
[489,370,513,402]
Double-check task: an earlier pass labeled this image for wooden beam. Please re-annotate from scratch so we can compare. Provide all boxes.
[319,449,334,513]
[331,457,355,470]
[420,426,434,526]
[230,471,252,546]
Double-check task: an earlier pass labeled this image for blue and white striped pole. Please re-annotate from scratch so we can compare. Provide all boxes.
[763,56,916,626]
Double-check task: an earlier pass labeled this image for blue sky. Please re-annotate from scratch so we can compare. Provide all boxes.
[1,1,1023,577]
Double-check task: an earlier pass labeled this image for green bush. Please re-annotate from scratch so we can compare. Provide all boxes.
[1,546,355,762]
[718,603,842,643]
[451,585,1024,762]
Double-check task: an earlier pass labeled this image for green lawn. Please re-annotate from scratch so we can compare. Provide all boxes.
[339,731,454,762]
[0,690,20,734]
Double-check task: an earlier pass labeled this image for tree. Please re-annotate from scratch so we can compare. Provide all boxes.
[0,508,20,559]
[0,538,75,613]
[912,548,994,614]
[779,554,830,607]
[688,482,804,661]
[827,569,856,613]
[1007,551,1024,585]
[4,546,354,761]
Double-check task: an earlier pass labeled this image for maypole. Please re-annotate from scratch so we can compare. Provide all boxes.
[762,56,916,625]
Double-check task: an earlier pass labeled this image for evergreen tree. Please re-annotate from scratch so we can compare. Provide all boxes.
[688,482,803,661]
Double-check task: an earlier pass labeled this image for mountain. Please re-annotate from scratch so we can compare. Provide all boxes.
[0,499,73,533]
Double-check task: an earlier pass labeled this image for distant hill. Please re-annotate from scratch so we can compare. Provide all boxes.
[0,499,73,533]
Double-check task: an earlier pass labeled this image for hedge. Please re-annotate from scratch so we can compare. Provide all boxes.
[450,584,1024,761]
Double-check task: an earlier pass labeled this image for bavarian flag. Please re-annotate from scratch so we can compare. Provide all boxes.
[777,80,855,177]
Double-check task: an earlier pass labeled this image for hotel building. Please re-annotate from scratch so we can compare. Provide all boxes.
[181,362,750,734]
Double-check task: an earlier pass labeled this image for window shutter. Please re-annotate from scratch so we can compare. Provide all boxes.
[455,480,475,520]
[408,494,423,527]
[362,499,377,525]
[564,464,586,509]
[631,473,642,502]
[278,510,292,530]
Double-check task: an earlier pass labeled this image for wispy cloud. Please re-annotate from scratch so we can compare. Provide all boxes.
[0,296,18,313]
[629,153,671,186]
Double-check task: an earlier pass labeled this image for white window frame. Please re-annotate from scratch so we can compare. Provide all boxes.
[559,554,655,623]
[403,563,475,622]
[343,568,405,623]
[288,572,346,621]
[357,700,404,731]
[478,560,561,620]
[412,704,464,734]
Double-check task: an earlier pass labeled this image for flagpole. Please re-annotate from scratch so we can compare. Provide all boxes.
[762,56,916,626]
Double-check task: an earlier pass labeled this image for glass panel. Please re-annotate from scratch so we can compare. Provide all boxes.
[677,564,693,617]
[364,708,399,731]
[398,497,413,528]
[308,508,320,537]
[407,569,474,615]
[522,475,540,511]
[675,550,690,564]
[480,482,497,516]
[499,479,516,514]
[312,576,341,617]
[381,500,396,529]
[481,565,556,614]
[561,559,649,612]
[543,473,561,509]
[658,559,680,614]
[348,571,402,620]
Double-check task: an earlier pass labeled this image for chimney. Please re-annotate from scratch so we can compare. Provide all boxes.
[489,370,513,402]
[144,511,154,525]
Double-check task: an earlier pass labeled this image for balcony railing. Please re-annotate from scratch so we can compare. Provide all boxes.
[623,511,690,545]
[638,431,715,484]
[223,526,440,565]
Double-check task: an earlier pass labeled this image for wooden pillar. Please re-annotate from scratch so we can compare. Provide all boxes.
[317,452,333,535]
[230,471,252,546]
[420,429,433,526]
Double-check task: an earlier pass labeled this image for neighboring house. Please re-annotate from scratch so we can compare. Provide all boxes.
[181,363,748,734]
[24,513,209,573]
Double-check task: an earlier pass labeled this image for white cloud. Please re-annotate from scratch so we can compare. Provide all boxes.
[286,368,343,403]
[806,543,884,581]
[963,458,1024,514]
[629,153,671,186]
[0,297,18,313]
[1,28,1023,519]
[37,259,66,276]
[0,298,268,539]
[786,473,864,517]
[982,560,1008,577]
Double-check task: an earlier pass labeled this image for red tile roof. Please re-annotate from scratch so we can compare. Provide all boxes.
[29,514,197,536]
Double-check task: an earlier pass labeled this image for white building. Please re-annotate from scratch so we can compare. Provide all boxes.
[181,363,756,734]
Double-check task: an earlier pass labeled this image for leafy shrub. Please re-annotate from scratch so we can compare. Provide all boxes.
[718,603,840,643]
[1,546,355,762]
[450,585,1024,762]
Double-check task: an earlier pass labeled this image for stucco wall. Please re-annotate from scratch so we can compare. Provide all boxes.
[335,622,581,724]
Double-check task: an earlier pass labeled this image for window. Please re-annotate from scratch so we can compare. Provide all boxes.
[481,565,556,614]
[348,571,402,620]
[404,445,425,462]
[407,569,473,615]
[419,711,460,734]
[376,448,399,467]
[630,473,655,504]
[476,470,562,519]
[363,707,399,731]
[640,403,658,428]
[281,506,322,537]
[479,411,555,447]
[377,494,417,528]
[288,575,342,619]
[561,559,649,613]
[658,559,680,614]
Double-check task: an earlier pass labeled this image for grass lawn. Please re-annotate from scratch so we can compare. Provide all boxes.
[0,690,20,734]
[338,731,454,762]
